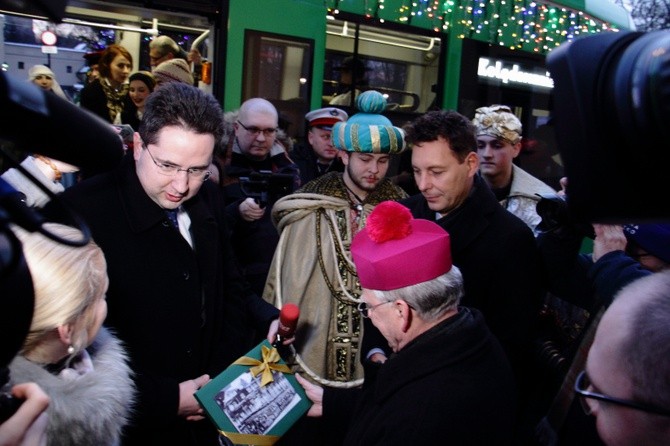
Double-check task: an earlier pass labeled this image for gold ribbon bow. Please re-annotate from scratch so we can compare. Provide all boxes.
[233,345,291,387]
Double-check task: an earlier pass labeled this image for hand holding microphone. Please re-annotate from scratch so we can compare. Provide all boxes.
[272,303,300,347]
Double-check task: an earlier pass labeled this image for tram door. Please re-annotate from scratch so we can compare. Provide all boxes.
[240,31,314,143]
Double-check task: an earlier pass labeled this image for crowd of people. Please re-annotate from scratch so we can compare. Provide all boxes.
[1,34,669,446]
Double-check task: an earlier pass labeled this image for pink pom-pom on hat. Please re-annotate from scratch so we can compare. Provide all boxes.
[352,201,452,290]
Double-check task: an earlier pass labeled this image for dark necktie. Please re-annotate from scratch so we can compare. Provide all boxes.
[166,209,179,229]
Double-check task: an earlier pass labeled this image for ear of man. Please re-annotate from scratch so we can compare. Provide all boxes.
[395,299,413,333]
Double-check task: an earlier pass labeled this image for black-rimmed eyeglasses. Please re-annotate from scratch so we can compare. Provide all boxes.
[574,370,670,417]
[237,120,278,137]
[144,145,211,181]
[357,301,392,318]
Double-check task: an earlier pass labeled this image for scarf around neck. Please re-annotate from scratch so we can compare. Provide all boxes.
[100,77,129,123]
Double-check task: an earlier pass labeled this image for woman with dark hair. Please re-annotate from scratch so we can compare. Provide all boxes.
[121,71,156,131]
[80,44,133,123]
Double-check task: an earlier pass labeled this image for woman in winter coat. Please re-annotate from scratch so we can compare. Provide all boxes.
[79,44,133,123]
[8,223,135,445]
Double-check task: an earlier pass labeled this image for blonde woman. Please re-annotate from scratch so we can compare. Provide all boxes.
[7,223,134,445]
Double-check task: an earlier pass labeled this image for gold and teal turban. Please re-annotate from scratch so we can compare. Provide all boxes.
[332,90,406,154]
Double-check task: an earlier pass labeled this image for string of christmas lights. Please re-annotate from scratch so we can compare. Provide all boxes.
[326,0,618,54]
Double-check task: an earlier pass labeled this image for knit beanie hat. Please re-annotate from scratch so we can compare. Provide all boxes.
[152,58,194,86]
[331,90,406,154]
[623,223,670,264]
[352,201,452,290]
[472,104,523,145]
[28,64,67,100]
[129,70,156,92]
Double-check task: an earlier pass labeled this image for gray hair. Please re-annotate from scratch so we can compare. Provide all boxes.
[149,35,187,60]
[620,270,670,412]
[372,266,463,323]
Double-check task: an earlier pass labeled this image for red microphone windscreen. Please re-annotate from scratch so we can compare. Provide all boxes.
[277,303,300,338]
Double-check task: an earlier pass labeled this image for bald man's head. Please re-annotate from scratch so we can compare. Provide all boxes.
[234,98,280,160]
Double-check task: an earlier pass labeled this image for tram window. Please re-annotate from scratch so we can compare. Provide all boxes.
[1,15,115,89]
[140,31,204,72]
[325,53,411,109]
[242,30,313,141]
[324,19,439,115]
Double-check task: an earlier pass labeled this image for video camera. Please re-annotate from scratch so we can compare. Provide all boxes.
[239,170,296,208]
[0,70,124,421]
[546,29,670,223]
[535,193,595,239]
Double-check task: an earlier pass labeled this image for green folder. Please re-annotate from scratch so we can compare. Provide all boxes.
[195,340,311,445]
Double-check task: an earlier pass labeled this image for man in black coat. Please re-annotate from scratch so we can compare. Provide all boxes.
[398,109,545,441]
[222,98,300,297]
[289,106,348,186]
[296,201,517,445]
[46,83,280,445]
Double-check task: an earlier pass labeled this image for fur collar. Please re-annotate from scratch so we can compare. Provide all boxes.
[9,327,135,445]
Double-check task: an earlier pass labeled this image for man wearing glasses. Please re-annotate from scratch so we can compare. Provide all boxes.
[295,201,517,444]
[576,271,670,445]
[46,82,281,445]
[221,97,300,297]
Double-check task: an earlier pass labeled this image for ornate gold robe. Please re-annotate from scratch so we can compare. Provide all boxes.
[263,173,408,388]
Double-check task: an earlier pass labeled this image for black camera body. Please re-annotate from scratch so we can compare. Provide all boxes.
[1,70,123,427]
[546,30,670,223]
[0,388,22,423]
[0,368,23,423]
[536,193,595,239]
[239,170,296,208]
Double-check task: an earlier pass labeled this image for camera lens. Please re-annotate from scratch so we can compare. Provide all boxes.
[547,30,670,221]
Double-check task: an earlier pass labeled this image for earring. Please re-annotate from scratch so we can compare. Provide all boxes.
[67,345,75,355]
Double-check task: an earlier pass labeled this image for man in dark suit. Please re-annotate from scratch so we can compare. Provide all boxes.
[46,82,280,445]
[399,109,546,442]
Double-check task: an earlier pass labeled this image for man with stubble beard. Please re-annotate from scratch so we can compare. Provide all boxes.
[262,91,408,446]
[399,109,546,443]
